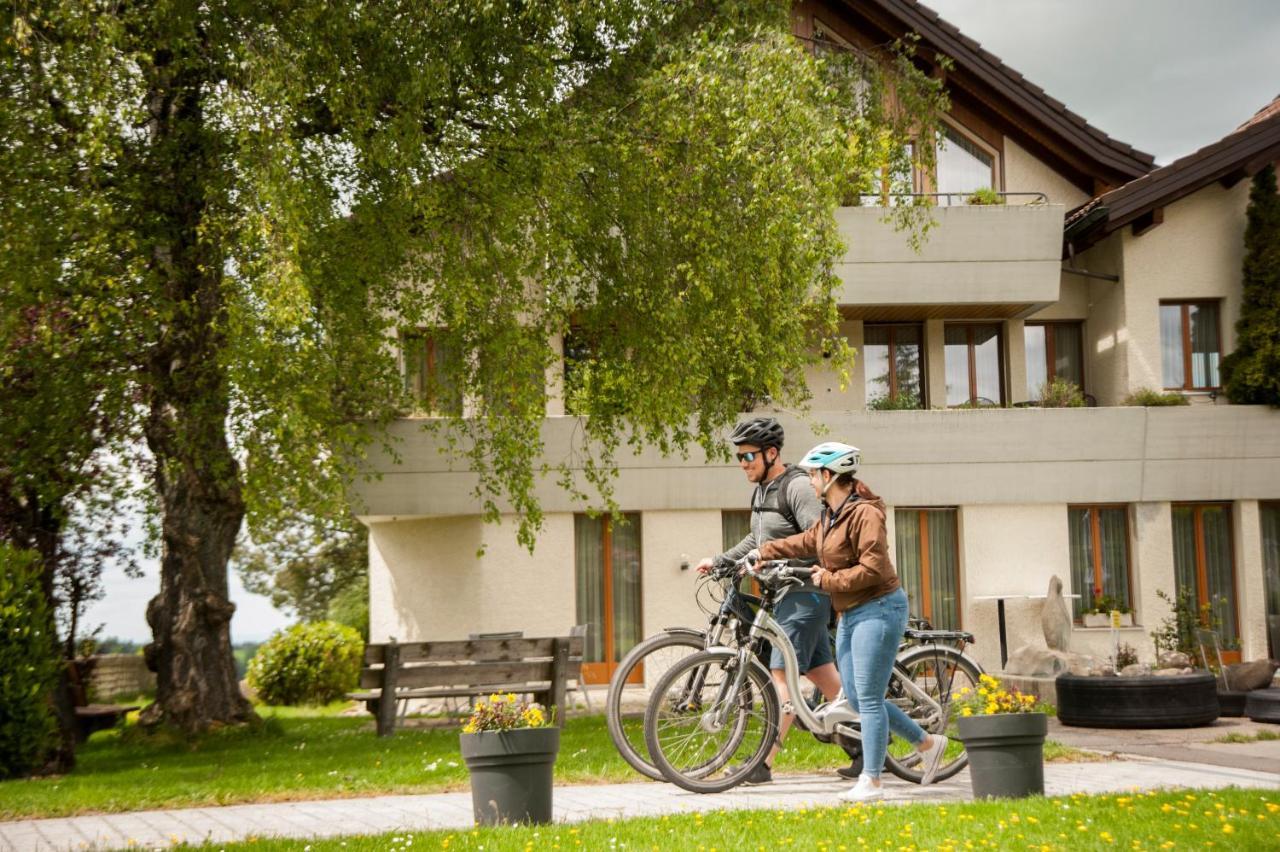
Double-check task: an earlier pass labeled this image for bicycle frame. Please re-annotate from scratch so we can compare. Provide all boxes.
[710,581,945,741]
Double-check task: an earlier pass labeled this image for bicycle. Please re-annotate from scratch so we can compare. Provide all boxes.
[642,558,981,794]
[605,562,759,781]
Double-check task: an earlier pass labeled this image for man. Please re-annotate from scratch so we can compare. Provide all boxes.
[695,417,856,783]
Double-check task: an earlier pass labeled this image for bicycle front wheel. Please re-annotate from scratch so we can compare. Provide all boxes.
[884,644,982,784]
[643,648,779,794]
[605,629,708,780]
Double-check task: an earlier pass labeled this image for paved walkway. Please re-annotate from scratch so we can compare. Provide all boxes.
[3,755,1278,851]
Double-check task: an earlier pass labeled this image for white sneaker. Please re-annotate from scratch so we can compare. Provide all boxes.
[838,773,885,803]
[919,734,949,785]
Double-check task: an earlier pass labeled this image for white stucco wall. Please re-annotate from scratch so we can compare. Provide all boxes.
[368,513,577,642]
[1002,137,1091,208]
[1119,181,1250,393]
[954,504,1071,673]
[1236,501,1269,661]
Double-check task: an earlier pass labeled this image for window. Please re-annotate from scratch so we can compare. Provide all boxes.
[936,123,995,205]
[402,330,463,415]
[1172,503,1238,646]
[1025,322,1084,399]
[1160,301,1221,390]
[944,324,1004,406]
[895,508,960,629]
[575,513,643,684]
[722,511,751,552]
[1068,505,1134,621]
[1260,503,1280,657]
[865,324,925,409]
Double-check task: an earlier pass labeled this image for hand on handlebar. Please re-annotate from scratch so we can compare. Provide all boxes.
[694,556,716,575]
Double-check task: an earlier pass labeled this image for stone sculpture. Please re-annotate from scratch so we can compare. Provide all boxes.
[1041,575,1072,652]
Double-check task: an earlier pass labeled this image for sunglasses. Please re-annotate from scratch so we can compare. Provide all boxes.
[736,451,761,463]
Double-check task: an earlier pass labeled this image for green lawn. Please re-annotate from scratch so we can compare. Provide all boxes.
[0,705,1101,821]
[183,788,1280,851]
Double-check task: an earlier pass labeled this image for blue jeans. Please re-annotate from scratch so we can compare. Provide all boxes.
[835,587,927,778]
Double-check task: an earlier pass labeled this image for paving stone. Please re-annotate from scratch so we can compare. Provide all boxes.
[3,757,1277,852]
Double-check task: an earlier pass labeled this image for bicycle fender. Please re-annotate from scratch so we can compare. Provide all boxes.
[661,627,707,639]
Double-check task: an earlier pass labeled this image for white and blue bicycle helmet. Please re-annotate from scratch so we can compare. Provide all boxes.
[797,441,861,476]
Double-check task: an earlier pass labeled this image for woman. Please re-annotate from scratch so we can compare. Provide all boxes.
[753,441,948,802]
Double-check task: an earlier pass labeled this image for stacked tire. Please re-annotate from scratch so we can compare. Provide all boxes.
[1056,673,1219,728]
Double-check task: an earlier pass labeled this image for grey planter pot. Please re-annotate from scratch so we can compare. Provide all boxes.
[460,727,560,826]
[956,712,1047,799]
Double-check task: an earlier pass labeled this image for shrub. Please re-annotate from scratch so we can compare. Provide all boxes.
[327,582,370,642]
[1122,387,1190,406]
[246,621,363,706]
[1038,377,1084,408]
[965,187,1005,206]
[0,546,60,779]
[1114,642,1139,670]
[867,390,922,410]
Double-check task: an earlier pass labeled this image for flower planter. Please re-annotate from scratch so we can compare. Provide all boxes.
[955,712,1047,799]
[460,726,560,826]
[1081,612,1133,628]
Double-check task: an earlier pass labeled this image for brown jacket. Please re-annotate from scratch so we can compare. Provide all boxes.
[758,493,899,613]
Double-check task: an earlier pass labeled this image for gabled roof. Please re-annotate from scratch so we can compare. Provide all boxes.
[848,0,1156,183]
[1065,94,1280,248]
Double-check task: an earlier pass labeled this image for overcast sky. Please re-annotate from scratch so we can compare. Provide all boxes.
[84,1,1280,645]
[927,0,1280,164]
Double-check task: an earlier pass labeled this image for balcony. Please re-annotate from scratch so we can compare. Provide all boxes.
[351,406,1280,520]
[834,195,1065,318]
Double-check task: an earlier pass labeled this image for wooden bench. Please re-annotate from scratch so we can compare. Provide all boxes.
[66,662,139,743]
[349,630,586,736]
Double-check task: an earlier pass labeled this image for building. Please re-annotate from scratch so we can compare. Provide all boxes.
[352,0,1280,679]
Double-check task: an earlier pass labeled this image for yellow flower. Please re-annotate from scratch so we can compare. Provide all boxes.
[960,707,973,717]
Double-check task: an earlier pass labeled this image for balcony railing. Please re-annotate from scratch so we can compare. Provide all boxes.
[852,191,1049,207]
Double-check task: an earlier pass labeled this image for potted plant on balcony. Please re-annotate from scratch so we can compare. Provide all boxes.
[459,693,559,826]
[1082,595,1133,628]
[955,674,1049,799]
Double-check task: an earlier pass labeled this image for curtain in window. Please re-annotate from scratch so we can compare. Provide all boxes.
[1171,505,1197,596]
[927,510,960,629]
[722,511,751,552]
[1188,303,1221,388]
[1052,324,1084,388]
[574,515,606,663]
[1025,325,1047,399]
[895,510,924,621]
[1264,503,1280,621]
[611,515,643,664]
[1099,507,1129,603]
[1068,507,1094,619]
[1160,305,1185,388]
[944,326,971,406]
[972,325,1002,402]
[1201,505,1236,642]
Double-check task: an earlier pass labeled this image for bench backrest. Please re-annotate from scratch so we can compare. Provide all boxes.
[359,635,584,691]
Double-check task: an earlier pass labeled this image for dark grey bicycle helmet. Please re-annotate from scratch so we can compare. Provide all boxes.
[729,417,784,449]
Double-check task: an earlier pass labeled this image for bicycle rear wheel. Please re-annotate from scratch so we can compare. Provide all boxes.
[884,644,981,784]
[643,649,779,794]
[606,630,707,780]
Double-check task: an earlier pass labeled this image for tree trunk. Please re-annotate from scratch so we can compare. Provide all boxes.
[137,40,255,733]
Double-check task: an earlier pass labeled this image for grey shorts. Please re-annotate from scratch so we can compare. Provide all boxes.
[769,591,835,673]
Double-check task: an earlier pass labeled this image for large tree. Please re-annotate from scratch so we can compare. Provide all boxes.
[1,0,944,732]
[1221,164,1280,406]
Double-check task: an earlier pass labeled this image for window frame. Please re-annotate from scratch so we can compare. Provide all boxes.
[575,512,644,684]
[1067,504,1135,622]
[401,328,464,416]
[944,322,1006,407]
[1160,299,1223,391]
[894,506,962,629]
[1172,501,1240,645]
[864,322,927,409]
[1025,320,1086,398]
[933,117,1001,203]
